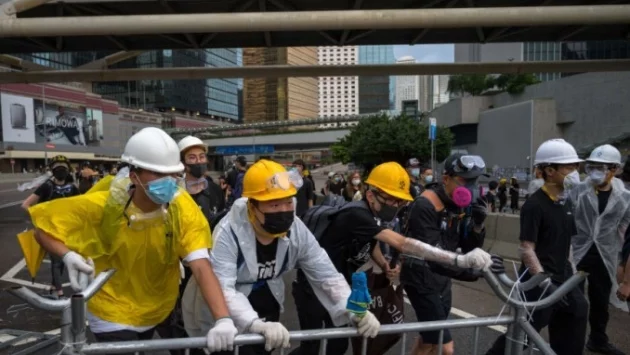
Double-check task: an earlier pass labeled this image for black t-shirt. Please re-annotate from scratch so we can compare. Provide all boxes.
[485,191,497,212]
[328,180,345,195]
[319,205,384,282]
[519,188,576,282]
[226,168,238,189]
[248,239,280,317]
[295,178,314,217]
[35,180,80,203]
[597,189,612,214]
[190,178,226,222]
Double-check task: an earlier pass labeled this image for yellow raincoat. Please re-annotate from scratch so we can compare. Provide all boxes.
[87,174,114,194]
[28,177,211,327]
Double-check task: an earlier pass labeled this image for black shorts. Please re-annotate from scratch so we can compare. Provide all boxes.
[403,283,453,344]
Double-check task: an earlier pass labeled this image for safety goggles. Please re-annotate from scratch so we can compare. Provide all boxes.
[450,155,486,174]
[584,163,610,173]
[267,170,304,191]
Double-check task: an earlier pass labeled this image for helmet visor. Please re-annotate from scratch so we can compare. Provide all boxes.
[266,170,304,191]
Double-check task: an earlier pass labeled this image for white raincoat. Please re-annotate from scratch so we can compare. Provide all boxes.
[181,197,353,336]
[570,177,630,311]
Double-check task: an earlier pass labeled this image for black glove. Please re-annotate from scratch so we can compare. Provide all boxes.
[490,254,505,274]
[471,197,488,226]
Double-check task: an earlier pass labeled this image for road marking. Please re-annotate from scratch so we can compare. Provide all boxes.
[402,296,508,334]
[0,200,22,209]
[1,258,70,289]
[0,188,20,193]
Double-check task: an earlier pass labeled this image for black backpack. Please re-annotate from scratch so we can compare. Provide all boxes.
[320,193,347,208]
[301,200,369,241]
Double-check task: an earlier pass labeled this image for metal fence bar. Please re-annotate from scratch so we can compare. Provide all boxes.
[438,329,444,355]
[473,327,480,355]
[81,316,513,354]
[399,333,407,355]
[518,320,555,355]
[361,337,368,355]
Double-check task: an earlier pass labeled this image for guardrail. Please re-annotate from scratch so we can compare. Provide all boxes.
[5,268,586,355]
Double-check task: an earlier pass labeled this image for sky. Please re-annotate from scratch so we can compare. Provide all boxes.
[393,44,454,63]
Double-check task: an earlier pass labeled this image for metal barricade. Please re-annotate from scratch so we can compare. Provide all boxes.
[6,268,586,355]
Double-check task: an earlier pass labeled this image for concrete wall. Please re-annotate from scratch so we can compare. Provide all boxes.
[483,213,521,260]
[490,71,630,147]
[431,96,492,127]
[477,101,533,171]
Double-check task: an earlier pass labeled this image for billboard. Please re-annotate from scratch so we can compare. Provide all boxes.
[33,101,104,146]
[1,93,36,143]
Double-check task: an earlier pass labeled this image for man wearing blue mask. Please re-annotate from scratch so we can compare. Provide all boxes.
[406,158,423,199]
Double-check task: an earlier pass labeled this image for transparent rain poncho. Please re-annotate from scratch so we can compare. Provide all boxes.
[17,171,52,192]
[29,167,212,327]
[570,177,630,311]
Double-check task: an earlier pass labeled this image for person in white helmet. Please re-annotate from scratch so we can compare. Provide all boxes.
[570,144,630,355]
[28,127,238,354]
[486,139,588,355]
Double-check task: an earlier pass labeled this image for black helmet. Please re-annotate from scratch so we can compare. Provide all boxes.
[49,155,70,169]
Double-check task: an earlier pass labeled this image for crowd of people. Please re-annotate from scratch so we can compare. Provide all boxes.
[19,126,630,355]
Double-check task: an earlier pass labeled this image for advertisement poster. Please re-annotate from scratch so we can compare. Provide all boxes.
[33,100,104,146]
[86,108,104,144]
[1,93,36,143]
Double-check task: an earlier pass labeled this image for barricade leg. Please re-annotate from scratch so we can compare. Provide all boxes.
[518,321,555,355]
[509,308,527,355]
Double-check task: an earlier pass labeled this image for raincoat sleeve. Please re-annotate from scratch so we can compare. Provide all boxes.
[86,175,114,194]
[28,192,108,257]
[174,192,212,260]
[294,220,352,327]
[208,224,259,332]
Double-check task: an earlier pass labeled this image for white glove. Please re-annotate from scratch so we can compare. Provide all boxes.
[456,248,492,270]
[350,311,380,338]
[249,319,291,352]
[206,317,238,352]
[62,251,95,292]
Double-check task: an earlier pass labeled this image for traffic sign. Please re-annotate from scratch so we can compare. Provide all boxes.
[10,159,15,165]
[45,143,55,149]
[429,117,437,141]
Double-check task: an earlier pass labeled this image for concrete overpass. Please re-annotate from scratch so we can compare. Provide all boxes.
[204,129,350,154]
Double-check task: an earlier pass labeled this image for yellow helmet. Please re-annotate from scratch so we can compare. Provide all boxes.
[365,162,413,201]
[242,159,301,201]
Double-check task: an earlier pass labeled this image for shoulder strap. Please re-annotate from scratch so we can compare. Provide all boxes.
[229,227,245,270]
[421,189,445,212]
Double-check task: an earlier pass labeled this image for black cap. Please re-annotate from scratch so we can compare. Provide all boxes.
[443,153,485,180]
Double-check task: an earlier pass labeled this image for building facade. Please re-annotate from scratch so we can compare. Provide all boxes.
[358,45,396,114]
[318,46,359,119]
[394,56,420,112]
[16,50,241,121]
[242,47,318,122]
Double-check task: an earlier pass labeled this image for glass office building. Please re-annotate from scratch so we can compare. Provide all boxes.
[358,45,396,114]
[94,49,240,121]
[16,50,241,121]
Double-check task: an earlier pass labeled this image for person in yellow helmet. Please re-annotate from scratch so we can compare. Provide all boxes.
[291,161,493,355]
[29,127,237,354]
[182,159,381,355]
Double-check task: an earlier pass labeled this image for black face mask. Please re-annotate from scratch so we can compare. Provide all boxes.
[377,204,398,222]
[53,167,68,182]
[187,163,208,179]
[261,211,294,234]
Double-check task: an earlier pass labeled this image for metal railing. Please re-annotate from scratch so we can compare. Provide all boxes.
[5,268,586,355]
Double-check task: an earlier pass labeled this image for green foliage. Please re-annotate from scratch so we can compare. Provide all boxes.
[446,74,494,96]
[330,114,454,168]
[495,73,540,95]
[447,73,540,96]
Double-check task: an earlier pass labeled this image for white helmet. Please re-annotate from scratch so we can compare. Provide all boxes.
[177,135,207,154]
[586,144,621,165]
[121,127,184,174]
[534,139,583,166]
[328,171,335,178]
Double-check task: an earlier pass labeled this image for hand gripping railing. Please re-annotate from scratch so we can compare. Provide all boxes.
[5,267,585,355]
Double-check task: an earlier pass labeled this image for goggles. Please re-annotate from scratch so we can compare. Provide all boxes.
[584,163,610,173]
[450,155,486,174]
[266,170,304,191]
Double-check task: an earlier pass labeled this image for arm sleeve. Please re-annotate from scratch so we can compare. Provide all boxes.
[406,199,441,244]
[346,208,385,249]
[519,200,542,243]
[208,226,260,332]
[28,192,107,257]
[175,192,213,259]
[296,222,352,327]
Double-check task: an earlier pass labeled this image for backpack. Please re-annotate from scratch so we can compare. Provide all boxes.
[320,193,346,208]
[301,200,369,241]
[232,172,245,199]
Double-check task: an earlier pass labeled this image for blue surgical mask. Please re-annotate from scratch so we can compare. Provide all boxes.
[411,168,420,177]
[145,176,178,205]
[424,175,434,184]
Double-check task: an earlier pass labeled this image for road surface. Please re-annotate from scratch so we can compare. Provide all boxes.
[0,179,627,354]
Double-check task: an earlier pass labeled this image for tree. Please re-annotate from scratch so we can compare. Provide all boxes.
[447,74,494,96]
[495,73,540,95]
[330,114,454,169]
